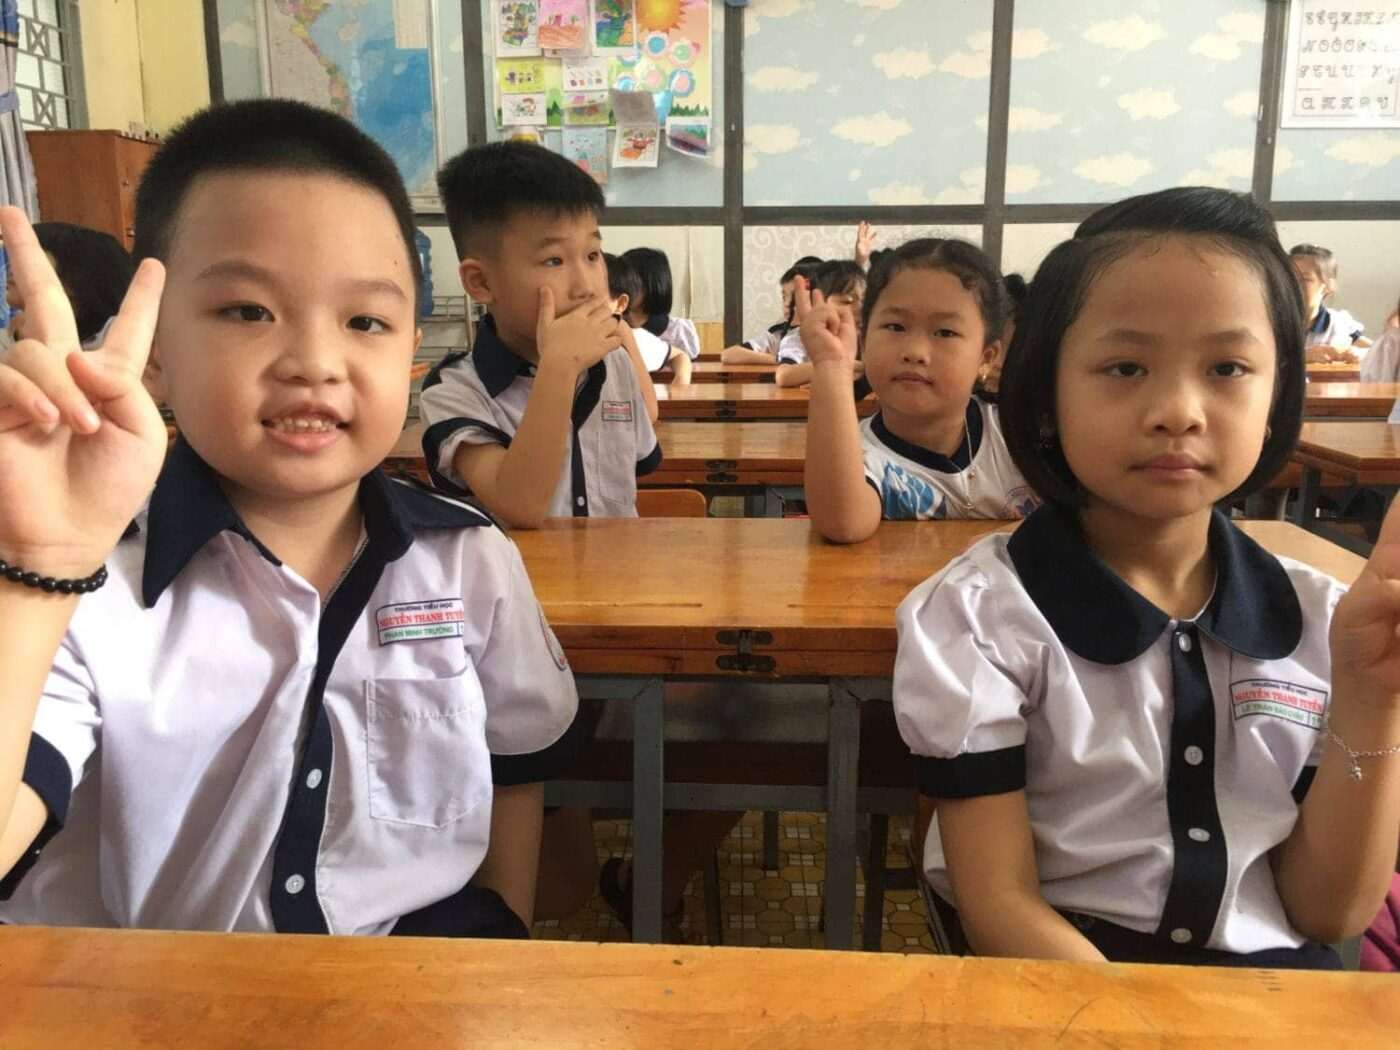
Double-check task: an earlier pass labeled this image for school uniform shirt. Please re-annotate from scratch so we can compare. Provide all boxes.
[861,399,1039,520]
[418,314,661,518]
[1360,328,1400,382]
[1305,305,1365,349]
[633,324,673,373]
[776,329,807,366]
[741,325,786,357]
[895,504,1345,955]
[0,440,581,936]
[640,313,700,360]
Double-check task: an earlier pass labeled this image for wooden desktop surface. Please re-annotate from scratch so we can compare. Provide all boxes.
[3,927,1397,1049]
[1304,383,1400,418]
[1295,421,1400,485]
[656,383,876,421]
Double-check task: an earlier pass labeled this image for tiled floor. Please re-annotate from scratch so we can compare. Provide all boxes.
[531,810,938,953]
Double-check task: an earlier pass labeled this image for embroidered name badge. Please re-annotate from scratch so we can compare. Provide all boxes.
[376,599,466,646]
[1230,678,1327,730]
[602,400,633,423]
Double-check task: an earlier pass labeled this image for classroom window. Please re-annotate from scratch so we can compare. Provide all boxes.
[14,0,82,130]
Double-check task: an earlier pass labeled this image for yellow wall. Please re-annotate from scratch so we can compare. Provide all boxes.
[78,0,209,135]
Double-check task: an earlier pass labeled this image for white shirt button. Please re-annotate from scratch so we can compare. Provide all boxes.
[1184,745,1205,766]
[1188,827,1211,843]
[1171,928,1193,944]
[1176,633,1193,652]
[284,874,306,895]
[576,496,586,507]
[305,768,323,790]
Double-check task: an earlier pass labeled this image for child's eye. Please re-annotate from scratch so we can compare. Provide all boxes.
[881,322,905,333]
[588,251,603,263]
[934,328,960,339]
[1105,361,1145,378]
[542,257,563,267]
[218,304,272,323]
[1210,361,1249,377]
[348,315,389,334]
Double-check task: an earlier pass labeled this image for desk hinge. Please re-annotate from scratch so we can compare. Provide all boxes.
[714,629,775,672]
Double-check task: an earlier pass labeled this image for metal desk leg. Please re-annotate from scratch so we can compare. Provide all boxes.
[1294,466,1321,530]
[631,679,665,943]
[824,679,861,951]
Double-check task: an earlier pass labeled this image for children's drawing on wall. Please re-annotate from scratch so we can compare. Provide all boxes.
[563,91,611,125]
[563,126,610,184]
[498,57,547,94]
[611,87,660,167]
[495,0,541,57]
[539,0,589,51]
[503,91,549,125]
[665,118,709,157]
[563,56,610,91]
[612,0,711,126]
[592,0,638,56]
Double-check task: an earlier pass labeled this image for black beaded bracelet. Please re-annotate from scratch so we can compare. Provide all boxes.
[0,557,108,595]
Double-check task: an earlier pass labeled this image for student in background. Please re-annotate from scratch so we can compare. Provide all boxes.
[854,220,878,271]
[899,187,1400,970]
[802,239,1038,544]
[775,259,866,388]
[0,100,578,938]
[721,255,822,364]
[621,246,700,364]
[5,222,134,348]
[604,252,689,386]
[979,272,1027,401]
[1361,291,1400,382]
[1290,243,1371,362]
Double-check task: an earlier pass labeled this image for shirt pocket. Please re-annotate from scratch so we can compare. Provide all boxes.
[365,672,491,829]
[585,417,637,511]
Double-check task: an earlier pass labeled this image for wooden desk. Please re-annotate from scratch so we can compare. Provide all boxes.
[5,927,1398,1049]
[1308,362,1362,383]
[696,351,722,363]
[1305,383,1400,419]
[657,382,876,421]
[647,421,805,489]
[690,361,778,384]
[1293,421,1400,553]
[515,518,1364,946]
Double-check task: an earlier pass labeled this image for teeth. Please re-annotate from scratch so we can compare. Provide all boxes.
[269,416,338,433]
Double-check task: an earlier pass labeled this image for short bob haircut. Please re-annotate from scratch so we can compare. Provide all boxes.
[603,251,642,308]
[859,237,1008,342]
[620,246,673,317]
[999,186,1306,511]
[33,222,135,344]
[810,258,865,300]
[135,99,421,309]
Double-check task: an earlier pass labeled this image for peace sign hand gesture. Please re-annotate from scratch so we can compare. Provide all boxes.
[0,207,167,578]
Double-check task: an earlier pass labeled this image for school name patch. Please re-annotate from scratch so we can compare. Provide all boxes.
[602,400,633,423]
[1230,678,1327,730]
[376,599,465,646]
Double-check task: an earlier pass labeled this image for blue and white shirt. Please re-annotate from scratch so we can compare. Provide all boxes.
[1306,305,1365,350]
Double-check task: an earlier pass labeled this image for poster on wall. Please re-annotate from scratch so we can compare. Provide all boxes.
[563,126,610,183]
[494,1,542,57]
[539,0,590,51]
[591,0,638,56]
[262,0,443,207]
[1280,1,1400,128]
[612,0,711,128]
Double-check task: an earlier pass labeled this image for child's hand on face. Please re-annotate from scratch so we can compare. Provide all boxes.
[797,282,858,371]
[0,206,166,578]
[534,286,625,377]
[1330,498,1400,710]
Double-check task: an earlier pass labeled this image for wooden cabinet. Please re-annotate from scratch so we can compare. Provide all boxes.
[25,130,160,250]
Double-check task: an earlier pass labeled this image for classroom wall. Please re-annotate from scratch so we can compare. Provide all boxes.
[79,0,210,135]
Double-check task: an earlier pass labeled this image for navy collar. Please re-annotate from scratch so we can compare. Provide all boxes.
[1310,305,1330,335]
[642,313,670,338]
[142,438,491,607]
[1007,503,1302,664]
[472,314,536,398]
[869,400,983,473]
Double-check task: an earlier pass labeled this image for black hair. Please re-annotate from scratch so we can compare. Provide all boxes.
[604,251,642,307]
[811,259,865,300]
[859,237,1008,342]
[134,99,421,306]
[32,222,135,344]
[621,246,673,316]
[780,255,823,284]
[1003,272,1029,317]
[1000,186,1306,511]
[1288,242,1339,283]
[866,247,892,271]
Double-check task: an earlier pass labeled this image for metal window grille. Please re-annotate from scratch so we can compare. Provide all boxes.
[14,0,84,130]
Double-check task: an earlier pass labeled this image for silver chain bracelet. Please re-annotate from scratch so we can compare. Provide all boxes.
[1323,710,1400,782]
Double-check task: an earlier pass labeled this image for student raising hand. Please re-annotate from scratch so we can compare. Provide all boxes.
[798,286,858,371]
[1330,498,1400,706]
[0,206,166,578]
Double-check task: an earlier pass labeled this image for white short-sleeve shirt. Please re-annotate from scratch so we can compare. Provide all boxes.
[0,442,580,936]
[861,399,1040,520]
[894,505,1343,955]
[633,325,673,373]
[659,316,701,360]
[418,314,661,518]
[742,326,785,358]
[1360,328,1400,382]
[776,329,807,366]
[1306,305,1365,349]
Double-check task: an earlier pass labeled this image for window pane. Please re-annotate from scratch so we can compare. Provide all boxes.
[744,2,992,207]
[1007,0,1264,203]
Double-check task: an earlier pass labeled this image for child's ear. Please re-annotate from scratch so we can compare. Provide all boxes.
[143,341,168,402]
[614,291,630,316]
[413,327,423,354]
[982,338,1003,366]
[458,256,494,305]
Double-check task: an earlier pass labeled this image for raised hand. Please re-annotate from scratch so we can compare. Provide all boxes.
[1330,497,1400,706]
[854,221,878,269]
[0,207,166,578]
[534,287,624,377]
[799,286,858,370]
